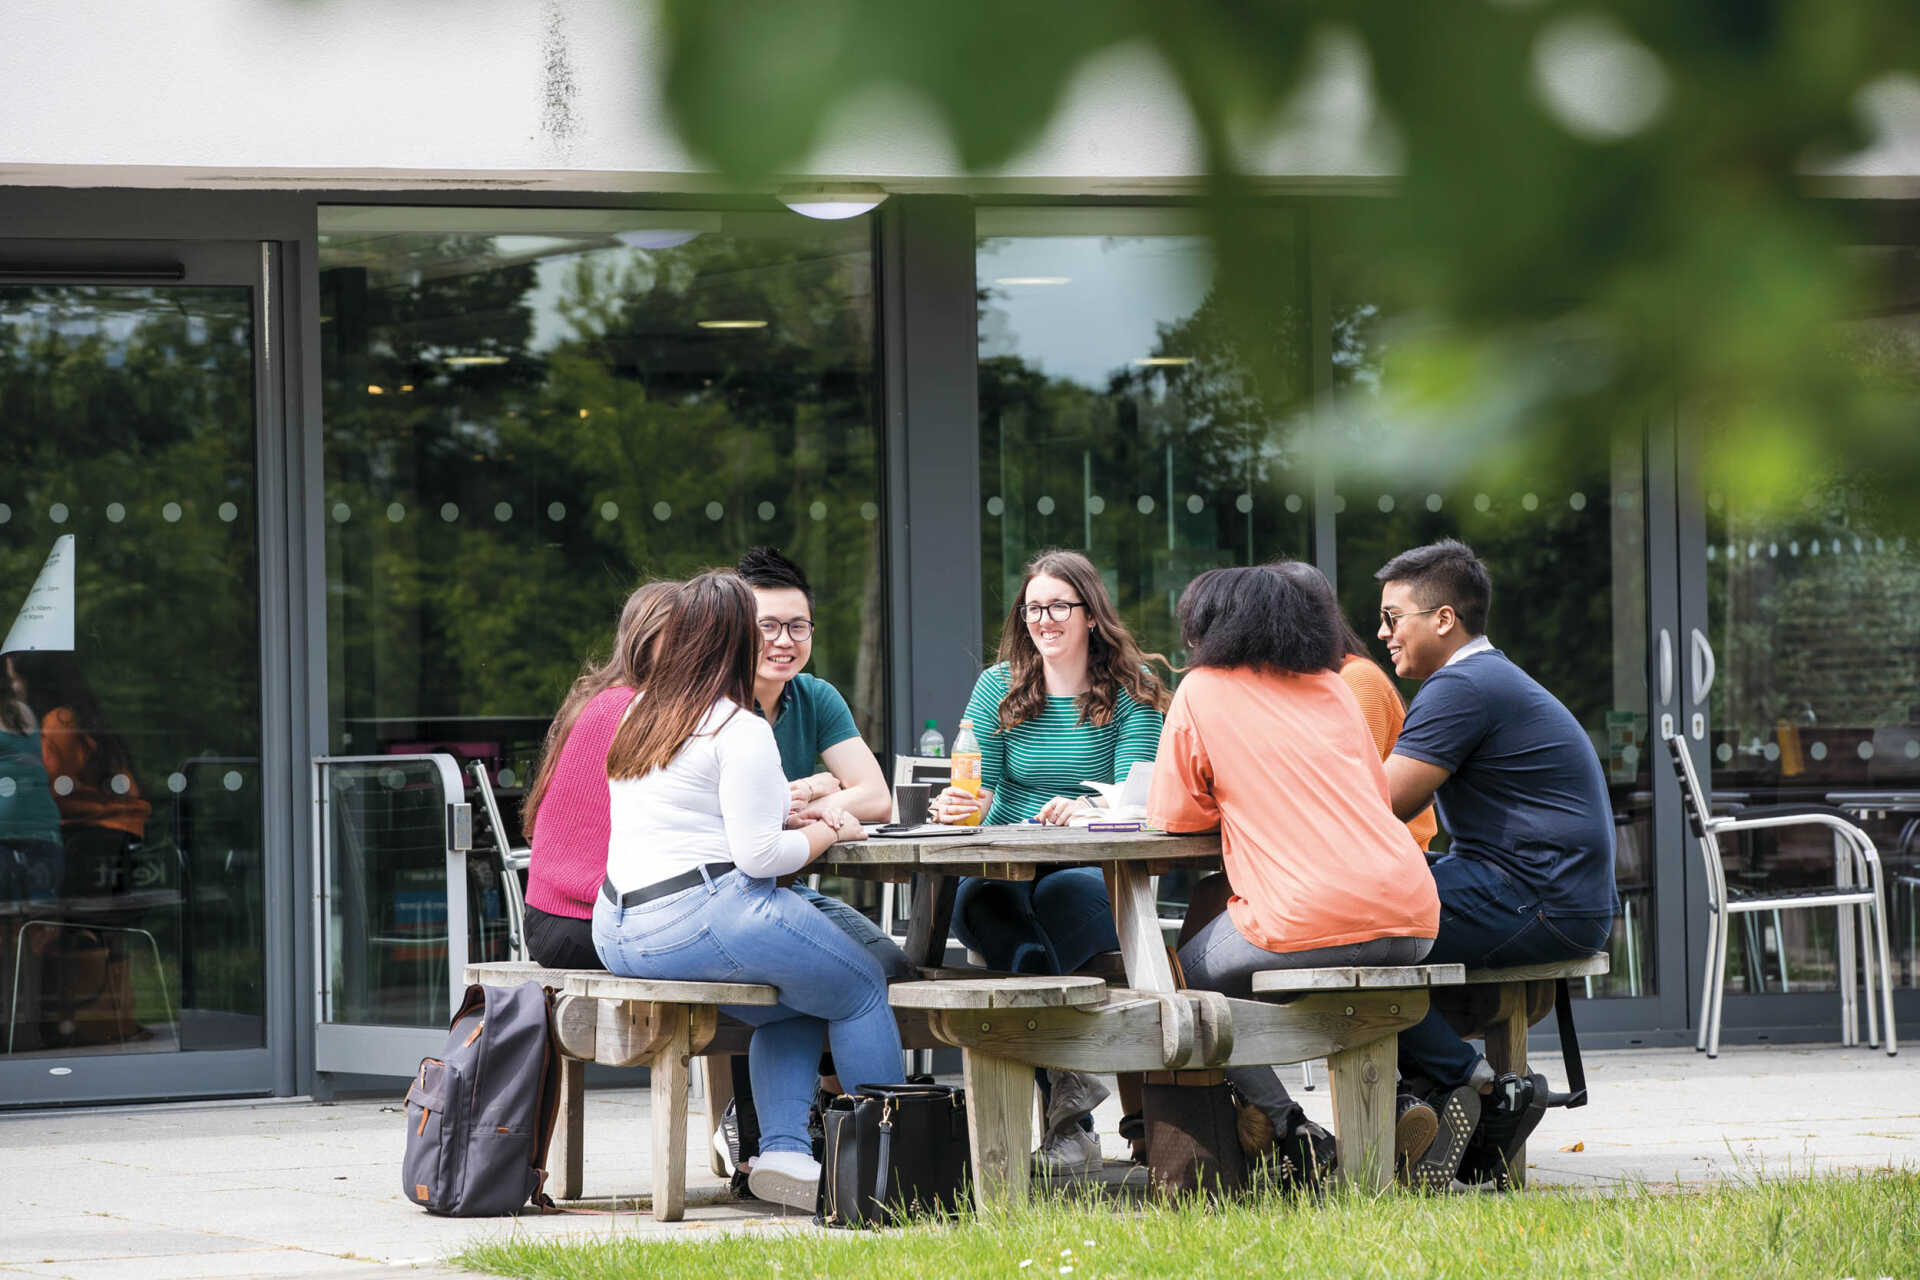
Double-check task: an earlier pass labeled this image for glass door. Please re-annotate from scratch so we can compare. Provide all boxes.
[0,241,275,1105]
[1684,414,1920,1040]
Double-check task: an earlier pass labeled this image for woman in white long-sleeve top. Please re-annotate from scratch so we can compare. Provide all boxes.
[592,570,900,1211]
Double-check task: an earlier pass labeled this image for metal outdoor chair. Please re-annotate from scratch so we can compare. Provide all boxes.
[470,761,530,963]
[1662,731,1898,1058]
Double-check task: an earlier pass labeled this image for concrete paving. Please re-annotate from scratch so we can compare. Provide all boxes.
[1,1043,1916,1279]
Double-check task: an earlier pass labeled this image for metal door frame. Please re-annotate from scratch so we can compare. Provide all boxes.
[309,753,471,1078]
[0,236,287,1106]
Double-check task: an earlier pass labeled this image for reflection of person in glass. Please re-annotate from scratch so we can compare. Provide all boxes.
[3,652,151,898]
[0,660,64,904]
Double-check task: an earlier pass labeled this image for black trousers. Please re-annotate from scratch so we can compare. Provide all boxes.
[524,903,603,971]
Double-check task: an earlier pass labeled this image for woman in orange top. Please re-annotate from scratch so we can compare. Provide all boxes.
[5,652,150,897]
[1147,562,1439,1182]
[1336,616,1440,850]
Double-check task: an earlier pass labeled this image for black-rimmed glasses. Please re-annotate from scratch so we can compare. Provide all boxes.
[758,618,814,642]
[1380,605,1445,633]
[1022,601,1086,623]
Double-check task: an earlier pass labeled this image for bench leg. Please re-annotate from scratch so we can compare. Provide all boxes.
[961,1049,1033,1211]
[1328,1035,1396,1193]
[702,1053,736,1178]
[650,1008,692,1222]
[1483,1006,1529,1189]
[551,1055,585,1201]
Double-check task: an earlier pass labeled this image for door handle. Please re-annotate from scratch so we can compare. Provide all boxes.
[1658,628,1673,707]
[1690,628,1716,706]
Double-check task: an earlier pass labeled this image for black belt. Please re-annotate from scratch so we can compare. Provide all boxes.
[601,863,734,909]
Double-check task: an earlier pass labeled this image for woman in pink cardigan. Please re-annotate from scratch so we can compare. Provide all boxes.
[521,580,681,968]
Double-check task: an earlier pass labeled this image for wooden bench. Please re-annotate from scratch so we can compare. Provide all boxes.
[467,961,962,1220]
[1252,953,1611,1190]
[1247,964,1464,1188]
[463,960,776,1220]
[896,972,1432,1199]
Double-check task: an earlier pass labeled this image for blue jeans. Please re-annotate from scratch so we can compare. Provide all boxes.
[788,883,916,981]
[593,868,905,1157]
[952,867,1120,975]
[1398,854,1611,1090]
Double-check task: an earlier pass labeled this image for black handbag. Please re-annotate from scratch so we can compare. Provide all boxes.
[814,1083,970,1228]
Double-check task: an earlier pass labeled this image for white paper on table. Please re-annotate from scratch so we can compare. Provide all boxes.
[3,535,75,653]
[1073,760,1154,823]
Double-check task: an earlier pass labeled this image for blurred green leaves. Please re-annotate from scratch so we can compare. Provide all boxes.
[659,0,1920,513]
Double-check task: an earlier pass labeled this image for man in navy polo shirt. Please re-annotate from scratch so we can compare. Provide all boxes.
[1375,539,1615,1190]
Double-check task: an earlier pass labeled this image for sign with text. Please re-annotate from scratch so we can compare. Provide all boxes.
[3,535,75,653]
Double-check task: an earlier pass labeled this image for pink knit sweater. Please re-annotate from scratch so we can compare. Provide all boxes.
[526,685,637,919]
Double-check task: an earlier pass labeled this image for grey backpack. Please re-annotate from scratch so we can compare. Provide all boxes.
[402,980,562,1216]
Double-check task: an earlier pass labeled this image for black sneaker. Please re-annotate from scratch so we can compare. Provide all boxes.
[1457,1072,1548,1189]
[1394,1092,1439,1178]
[1403,1084,1480,1192]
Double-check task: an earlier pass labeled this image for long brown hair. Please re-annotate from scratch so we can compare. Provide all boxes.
[994,549,1171,731]
[605,571,758,780]
[523,579,680,829]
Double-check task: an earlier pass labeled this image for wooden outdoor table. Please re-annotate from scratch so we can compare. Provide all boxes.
[818,826,1221,992]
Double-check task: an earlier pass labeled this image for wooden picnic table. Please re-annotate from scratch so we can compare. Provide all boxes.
[817,825,1222,992]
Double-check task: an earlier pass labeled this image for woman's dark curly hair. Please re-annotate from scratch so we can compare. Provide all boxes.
[995,549,1170,730]
[1178,561,1342,674]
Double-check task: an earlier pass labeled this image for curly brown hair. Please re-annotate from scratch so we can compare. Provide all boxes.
[993,549,1170,731]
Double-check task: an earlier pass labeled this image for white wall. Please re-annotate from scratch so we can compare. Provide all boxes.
[0,0,1393,191]
[1,1,1911,193]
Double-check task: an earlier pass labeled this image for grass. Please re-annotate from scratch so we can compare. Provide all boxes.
[454,1171,1920,1280]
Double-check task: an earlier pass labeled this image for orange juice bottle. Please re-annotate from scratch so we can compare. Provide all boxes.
[950,718,984,825]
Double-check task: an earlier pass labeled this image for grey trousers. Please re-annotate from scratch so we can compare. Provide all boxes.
[1178,908,1434,1131]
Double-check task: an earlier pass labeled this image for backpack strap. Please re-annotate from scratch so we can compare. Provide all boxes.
[1553,977,1588,1108]
[527,984,565,1209]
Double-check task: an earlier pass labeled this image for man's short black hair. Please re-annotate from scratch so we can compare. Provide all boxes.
[1178,563,1341,675]
[736,545,814,610]
[1374,538,1491,635]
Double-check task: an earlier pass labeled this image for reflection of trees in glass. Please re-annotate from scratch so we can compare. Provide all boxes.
[320,232,884,751]
[0,286,261,785]
[976,238,1311,666]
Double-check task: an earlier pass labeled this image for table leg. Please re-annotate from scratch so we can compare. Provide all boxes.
[961,1048,1033,1211]
[1107,862,1176,993]
[904,872,958,969]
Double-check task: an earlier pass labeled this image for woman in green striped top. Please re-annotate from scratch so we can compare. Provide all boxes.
[934,549,1169,1174]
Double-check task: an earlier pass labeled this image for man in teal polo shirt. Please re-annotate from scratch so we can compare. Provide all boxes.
[738,545,894,822]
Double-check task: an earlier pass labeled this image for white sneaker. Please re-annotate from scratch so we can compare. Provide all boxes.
[1044,1069,1112,1134]
[1030,1123,1103,1176]
[746,1150,821,1212]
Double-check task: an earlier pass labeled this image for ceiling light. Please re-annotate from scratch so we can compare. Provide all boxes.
[993,276,1072,286]
[611,211,721,250]
[698,320,769,330]
[776,184,888,220]
[443,354,510,366]
[614,229,705,250]
[1132,357,1194,367]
